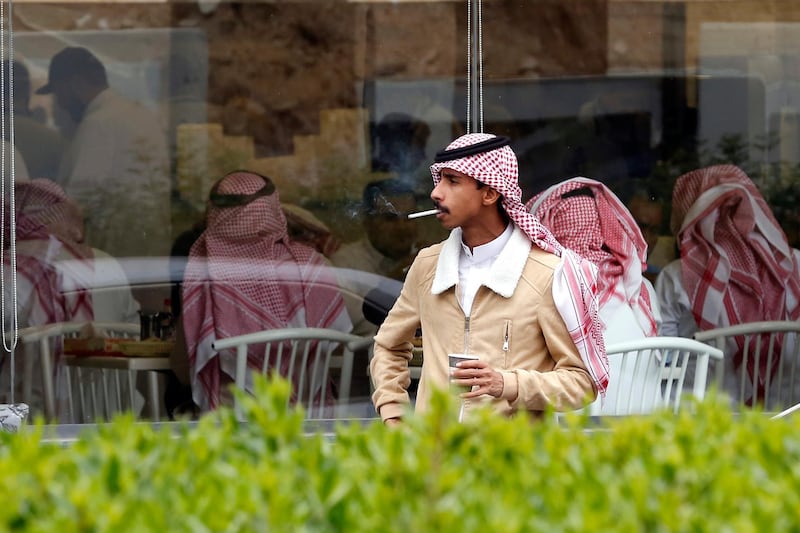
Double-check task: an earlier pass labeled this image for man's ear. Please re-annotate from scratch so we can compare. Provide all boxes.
[482,187,502,206]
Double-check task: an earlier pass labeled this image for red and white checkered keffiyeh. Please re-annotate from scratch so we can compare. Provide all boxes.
[14,180,93,260]
[527,177,657,338]
[182,171,351,410]
[5,179,94,330]
[430,134,609,396]
[671,164,800,380]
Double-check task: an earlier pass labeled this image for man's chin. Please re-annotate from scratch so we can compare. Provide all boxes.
[435,211,452,224]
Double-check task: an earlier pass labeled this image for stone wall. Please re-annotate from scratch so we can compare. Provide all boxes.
[167,0,608,158]
[15,1,799,158]
[11,1,800,240]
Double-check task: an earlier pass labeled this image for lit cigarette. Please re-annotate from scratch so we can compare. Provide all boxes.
[407,209,440,219]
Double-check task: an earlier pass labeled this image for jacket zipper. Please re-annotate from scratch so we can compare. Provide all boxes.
[463,316,471,354]
[502,321,510,352]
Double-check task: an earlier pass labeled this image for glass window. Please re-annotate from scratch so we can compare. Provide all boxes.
[2,1,798,422]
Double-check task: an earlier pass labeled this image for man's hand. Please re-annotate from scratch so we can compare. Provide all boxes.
[451,359,504,398]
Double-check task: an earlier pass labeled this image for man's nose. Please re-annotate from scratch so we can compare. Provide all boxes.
[431,181,443,202]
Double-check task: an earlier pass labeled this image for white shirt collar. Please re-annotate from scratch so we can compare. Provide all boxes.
[460,223,514,263]
[457,224,513,313]
[432,223,532,297]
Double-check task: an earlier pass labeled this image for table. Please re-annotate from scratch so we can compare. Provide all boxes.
[64,355,171,422]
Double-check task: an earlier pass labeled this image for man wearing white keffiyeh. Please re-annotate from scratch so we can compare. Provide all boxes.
[528,177,661,415]
[370,133,608,425]
[656,165,800,406]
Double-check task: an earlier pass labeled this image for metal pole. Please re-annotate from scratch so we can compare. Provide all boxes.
[469,0,480,134]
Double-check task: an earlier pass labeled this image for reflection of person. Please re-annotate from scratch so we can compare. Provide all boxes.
[170,203,339,323]
[626,188,667,280]
[2,180,94,334]
[165,195,341,418]
[655,165,800,400]
[36,46,171,257]
[528,178,660,342]
[372,112,431,202]
[527,177,661,413]
[4,179,140,328]
[331,179,418,336]
[282,203,340,259]
[370,133,608,425]
[180,171,352,411]
[372,112,431,195]
[333,179,418,279]
[1,59,64,180]
[1,179,139,414]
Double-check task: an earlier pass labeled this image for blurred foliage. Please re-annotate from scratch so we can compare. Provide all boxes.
[2,376,800,531]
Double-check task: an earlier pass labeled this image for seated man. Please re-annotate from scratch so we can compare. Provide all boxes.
[282,203,341,259]
[180,171,352,412]
[2,179,139,416]
[655,164,800,402]
[528,177,661,413]
[330,178,419,335]
[528,178,660,341]
[166,200,342,418]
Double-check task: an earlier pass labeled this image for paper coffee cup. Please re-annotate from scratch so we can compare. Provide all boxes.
[448,353,480,368]
[449,353,479,392]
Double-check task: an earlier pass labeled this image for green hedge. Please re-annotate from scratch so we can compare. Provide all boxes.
[2,377,799,532]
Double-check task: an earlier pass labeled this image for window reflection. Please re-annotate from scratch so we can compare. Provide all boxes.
[330,178,419,337]
[1,1,798,420]
[177,170,352,413]
[1,179,140,416]
[2,59,63,181]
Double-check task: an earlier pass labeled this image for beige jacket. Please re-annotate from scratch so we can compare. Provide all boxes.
[370,225,596,421]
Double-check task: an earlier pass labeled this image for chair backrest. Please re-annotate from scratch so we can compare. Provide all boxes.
[17,321,140,422]
[593,336,723,416]
[694,320,800,411]
[211,327,374,419]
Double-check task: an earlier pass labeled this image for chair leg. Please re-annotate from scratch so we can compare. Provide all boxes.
[88,372,100,422]
[101,369,112,420]
[113,370,123,414]
[40,341,56,422]
[22,344,34,406]
[76,368,88,423]
[128,370,137,419]
[64,366,76,423]
[148,371,161,422]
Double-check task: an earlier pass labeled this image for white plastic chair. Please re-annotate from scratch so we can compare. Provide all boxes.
[694,320,800,411]
[211,327,374,419]
[771,402,800,420]
[591,336,723,416]
[17,321,140,422]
